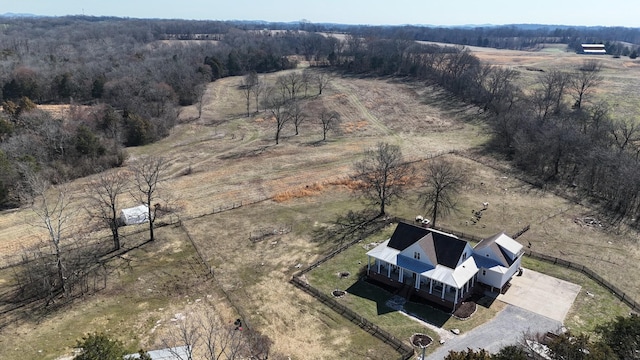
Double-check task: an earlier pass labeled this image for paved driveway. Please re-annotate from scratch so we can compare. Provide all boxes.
[496,268,581,322]
[426,305,562,359]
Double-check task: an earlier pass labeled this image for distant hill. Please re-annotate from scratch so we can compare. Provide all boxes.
[0,12,39,18]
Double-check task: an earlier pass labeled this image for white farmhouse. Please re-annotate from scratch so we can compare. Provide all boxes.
[366,222,524,310]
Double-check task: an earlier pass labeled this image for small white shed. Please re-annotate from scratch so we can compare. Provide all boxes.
[119,204,149,226]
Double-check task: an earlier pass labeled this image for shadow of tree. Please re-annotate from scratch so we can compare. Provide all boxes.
[311,207,386,246]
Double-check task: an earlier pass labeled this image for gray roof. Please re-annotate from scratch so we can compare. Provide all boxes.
[125,346,190,360]
[389,222,467,269]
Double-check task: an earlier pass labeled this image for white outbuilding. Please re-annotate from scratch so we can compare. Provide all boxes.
[119,204,149,226]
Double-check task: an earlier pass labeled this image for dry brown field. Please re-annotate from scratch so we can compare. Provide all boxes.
[1,46,640,359]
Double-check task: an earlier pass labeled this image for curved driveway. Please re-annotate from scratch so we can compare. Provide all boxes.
[426,305,561,359]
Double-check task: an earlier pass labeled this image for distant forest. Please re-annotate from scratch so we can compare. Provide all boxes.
[2,16,640,226]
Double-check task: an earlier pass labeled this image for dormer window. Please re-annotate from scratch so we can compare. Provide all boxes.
[414,252,420,260]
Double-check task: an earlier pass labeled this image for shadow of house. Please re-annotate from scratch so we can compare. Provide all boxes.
[346,279,396,316]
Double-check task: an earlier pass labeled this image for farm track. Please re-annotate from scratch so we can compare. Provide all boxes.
[331,81,395,137]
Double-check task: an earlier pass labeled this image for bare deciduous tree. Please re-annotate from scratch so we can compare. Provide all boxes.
[570,60,602,110]
[163,311,272,360]
[132,156,169,242]
[276,72,303,101]
[287,99,306,136]
[313,71,332,96]
[531,70,569,122]
[420,158,466,226]
[482,66,519,114]
[241,72,258,117]
[250,74,264,113]
[86,170,128,251]
[265,88,291,145]
[610,118,640,154]
[319,108,341,141]
[195,84,206,119]
[352,142,413,216]
[28,175,74,297]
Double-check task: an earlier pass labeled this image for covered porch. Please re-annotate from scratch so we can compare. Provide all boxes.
[366,257,477,310]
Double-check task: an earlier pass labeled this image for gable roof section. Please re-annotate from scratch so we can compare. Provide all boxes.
[417,233,438,265]
[474,232,523,267]
[432,231,467,268]
[388,222,431,250]
[389,222,467,269]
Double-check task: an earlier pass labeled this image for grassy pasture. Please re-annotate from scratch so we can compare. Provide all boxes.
[0,46,640,359]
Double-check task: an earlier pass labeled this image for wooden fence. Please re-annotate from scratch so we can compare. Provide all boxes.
[290,277,414,360]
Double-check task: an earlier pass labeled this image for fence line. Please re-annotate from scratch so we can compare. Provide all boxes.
[176,221,213,277]
[290,277,414,360]
[291,216,414,359]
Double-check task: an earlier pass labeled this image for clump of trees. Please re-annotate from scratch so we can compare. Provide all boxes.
[7,156,170,309]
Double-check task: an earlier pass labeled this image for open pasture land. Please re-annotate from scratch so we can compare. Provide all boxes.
[1,49,640,359]
[468,44,640,118]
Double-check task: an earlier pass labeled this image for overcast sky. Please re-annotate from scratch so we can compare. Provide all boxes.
[3,0,639,27]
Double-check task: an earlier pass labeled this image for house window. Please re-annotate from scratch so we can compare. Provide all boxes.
[414,252,420,260]
[482,270,486,276]
[462,252,467,260]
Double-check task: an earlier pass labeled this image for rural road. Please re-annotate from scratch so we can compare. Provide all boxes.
[425,305,561,359]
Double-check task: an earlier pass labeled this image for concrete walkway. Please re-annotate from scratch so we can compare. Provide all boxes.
[426,305,562,359]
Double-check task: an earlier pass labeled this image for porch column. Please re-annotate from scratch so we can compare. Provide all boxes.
[429,279,433,294]
[367,256,371,272]
[415,275,420,289]
[441,285,446,300]
[387,264,391,277]
[454,288,459,304]
[399,268,404,283]
[377,260,381,273]
[471,275,475,287]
